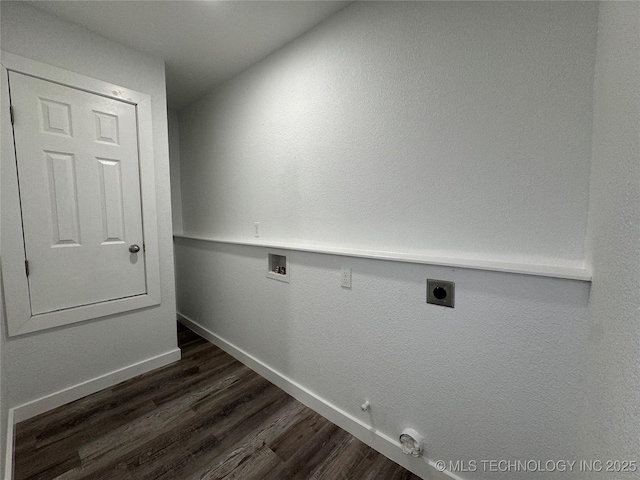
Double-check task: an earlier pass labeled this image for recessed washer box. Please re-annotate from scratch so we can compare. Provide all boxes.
[267,250,290,283]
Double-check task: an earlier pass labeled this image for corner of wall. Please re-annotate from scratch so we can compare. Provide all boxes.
[168,109,184,235]
[579,0,640,470]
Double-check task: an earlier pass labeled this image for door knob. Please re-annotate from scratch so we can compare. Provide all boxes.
[129,244,140,253]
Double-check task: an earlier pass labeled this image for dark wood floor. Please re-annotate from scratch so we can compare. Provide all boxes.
[14,323,420,480]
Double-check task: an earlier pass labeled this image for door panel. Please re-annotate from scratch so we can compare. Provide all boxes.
[46,151,81,246]
[9,71,146,315]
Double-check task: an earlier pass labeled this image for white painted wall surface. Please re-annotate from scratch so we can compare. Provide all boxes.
[1,277,5,479]
[175,240,591,480]
[0,0,6,444]
[169,109,184,234]
[179,1,598,269]
[580,2,640,475]
[174,3,601,478]
[1,2,177,411]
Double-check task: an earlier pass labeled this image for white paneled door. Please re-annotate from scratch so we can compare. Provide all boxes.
[9,71,147,315]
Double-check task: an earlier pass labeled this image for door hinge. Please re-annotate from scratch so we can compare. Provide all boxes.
[10,106,14,125]
[25,260,29,277]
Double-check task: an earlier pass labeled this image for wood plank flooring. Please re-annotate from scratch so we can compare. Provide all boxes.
[14,323,420,480]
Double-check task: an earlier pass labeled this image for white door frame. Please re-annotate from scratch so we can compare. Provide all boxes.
[1,51,161,337]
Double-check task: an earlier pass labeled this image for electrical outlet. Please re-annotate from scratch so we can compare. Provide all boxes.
[427,279,455,308]
[341,267,351,288]
[254,222,260,238]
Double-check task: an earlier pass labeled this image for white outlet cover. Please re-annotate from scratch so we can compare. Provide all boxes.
[341,267,351,288]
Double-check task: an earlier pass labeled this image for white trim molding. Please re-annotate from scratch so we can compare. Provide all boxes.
[4,348,180,480]
[177,312,466,480]
[11,348,181,424]
[4,408,15,480]
[174,233,592,282]
[1,51,162,337]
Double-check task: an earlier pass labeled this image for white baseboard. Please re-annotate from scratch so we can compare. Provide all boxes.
[4,408,15,480]
[177,312,463,480]
[4,348,180,480]
[11,348,181,424]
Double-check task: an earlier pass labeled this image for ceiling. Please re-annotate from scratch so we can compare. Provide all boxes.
[28,1,351,109]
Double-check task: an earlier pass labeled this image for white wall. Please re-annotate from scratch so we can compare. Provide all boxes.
[0,9,7,474]
[1,273,5,479]
[168,109,183,234]
[1,2,177,412]
[175,241,591,480]
[580,1,640,474]
[180,1,597,269]
[175,2,599,479]
[0,0,5,454]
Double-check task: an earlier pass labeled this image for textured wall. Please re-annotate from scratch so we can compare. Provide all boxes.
[0,271,5,478]
[580,1,640,476]
[174,2,602,478]
[175,239,591,480]
[168,109,183,234]
[0,0,5,442]
[1,2,177,409]
[179,1,598,269]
